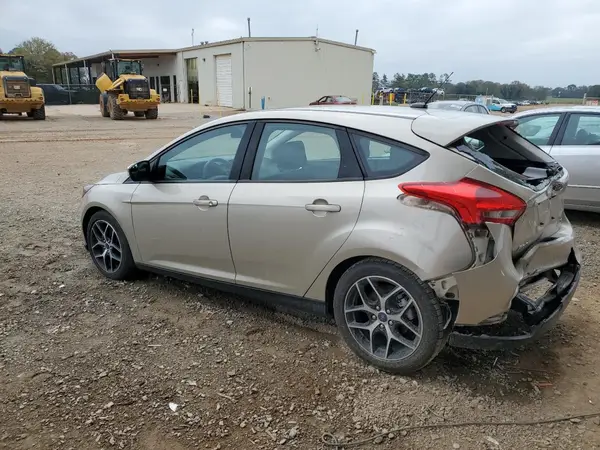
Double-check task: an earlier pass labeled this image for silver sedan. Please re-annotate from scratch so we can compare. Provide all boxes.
[513,106,600,213]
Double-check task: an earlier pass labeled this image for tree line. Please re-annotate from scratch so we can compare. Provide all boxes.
[373,72,600,100]
[1,37,77,83]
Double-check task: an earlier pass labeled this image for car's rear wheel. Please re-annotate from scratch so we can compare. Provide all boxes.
[86,210,136,280]
[333,258,447,374]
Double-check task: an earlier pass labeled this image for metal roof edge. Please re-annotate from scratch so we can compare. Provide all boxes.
[52,36,376,67]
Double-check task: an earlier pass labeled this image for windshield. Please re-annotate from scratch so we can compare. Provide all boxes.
[0,55,25,72]
[333,96,353,103]
[116,61,142,75]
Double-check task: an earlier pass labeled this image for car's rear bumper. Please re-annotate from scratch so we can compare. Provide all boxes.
[447,220,578,326]
[449,250,580,350]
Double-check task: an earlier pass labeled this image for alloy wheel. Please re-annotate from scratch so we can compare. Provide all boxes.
[90,220,122,273]
[344,276,423,361]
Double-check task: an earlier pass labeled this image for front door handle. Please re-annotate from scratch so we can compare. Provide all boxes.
[305,203,341,213]
[193,197,218,207]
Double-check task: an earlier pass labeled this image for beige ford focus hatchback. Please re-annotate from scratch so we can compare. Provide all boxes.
[81,106,580,374]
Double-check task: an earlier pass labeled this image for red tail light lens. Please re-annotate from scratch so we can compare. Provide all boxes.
[398,178,526,226]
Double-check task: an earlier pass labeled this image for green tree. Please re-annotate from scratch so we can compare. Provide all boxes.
[587,85,600,98]
[372,72,380,92]
[381,74,389,88]
[10,37,76,82]
[391,73,405,89]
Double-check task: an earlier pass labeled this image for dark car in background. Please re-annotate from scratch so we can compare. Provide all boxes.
[38,84,73,105]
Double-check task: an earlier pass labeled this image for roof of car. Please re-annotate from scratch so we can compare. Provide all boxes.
[513,105,600,117]
[201,106,512,147]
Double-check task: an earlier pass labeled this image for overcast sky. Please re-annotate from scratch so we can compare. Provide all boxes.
[2,0,598,87]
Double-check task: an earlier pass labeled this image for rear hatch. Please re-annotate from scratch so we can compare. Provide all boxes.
[412,113,568,257]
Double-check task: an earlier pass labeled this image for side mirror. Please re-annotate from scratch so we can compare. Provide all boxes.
[128,160,152,182]
[29,78,36,86]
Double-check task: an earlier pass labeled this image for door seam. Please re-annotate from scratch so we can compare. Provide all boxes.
[302,180,366,298]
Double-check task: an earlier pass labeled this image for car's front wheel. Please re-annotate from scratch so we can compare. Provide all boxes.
[501,107,506,113]
[333,258,447,374]
[86,210,137,280]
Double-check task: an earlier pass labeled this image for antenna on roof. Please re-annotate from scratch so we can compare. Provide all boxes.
[191,28,195,46]
[354,29,359,46]
[411,71,454,109]
[247,18,251,37]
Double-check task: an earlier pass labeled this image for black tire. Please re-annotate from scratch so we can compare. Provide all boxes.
[32,105,46,120]
[145,108,158,119]
[501,107,506,113]
[26,112,33,117]
[333,258,447,375]
[108,94,124,120]
[134,111,145,117]
[100,95,109,117]
[86,210,137,280]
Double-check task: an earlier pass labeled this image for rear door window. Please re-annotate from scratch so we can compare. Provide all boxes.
[559,113,600,145]
[251,123,360,181]
[350,133,428,178]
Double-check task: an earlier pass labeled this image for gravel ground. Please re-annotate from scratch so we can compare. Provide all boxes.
[1,105,600,450]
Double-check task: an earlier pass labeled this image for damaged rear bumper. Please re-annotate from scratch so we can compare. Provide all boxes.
[432,219,581,350]
[449,251,580,350]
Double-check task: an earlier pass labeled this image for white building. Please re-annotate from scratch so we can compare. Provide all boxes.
[53,37,376,109]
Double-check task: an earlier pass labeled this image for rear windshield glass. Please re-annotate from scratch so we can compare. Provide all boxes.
[451,124,562,189]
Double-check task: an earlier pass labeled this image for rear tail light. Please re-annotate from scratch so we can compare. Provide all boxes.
[398,178,526,226]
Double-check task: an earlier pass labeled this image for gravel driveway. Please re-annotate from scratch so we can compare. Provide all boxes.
[1,105,600,450]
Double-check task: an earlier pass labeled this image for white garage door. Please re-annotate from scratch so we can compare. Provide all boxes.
[215,55,233,107]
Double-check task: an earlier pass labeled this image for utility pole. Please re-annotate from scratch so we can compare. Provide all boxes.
[191,28,195,46]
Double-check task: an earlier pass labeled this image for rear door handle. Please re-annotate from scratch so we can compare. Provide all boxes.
[193,197,218,207]
[305,203,341,212]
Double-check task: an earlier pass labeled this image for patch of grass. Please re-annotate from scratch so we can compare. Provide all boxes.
[547,97,583,104]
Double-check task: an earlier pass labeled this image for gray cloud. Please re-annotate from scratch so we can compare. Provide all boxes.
[2,0,598,86]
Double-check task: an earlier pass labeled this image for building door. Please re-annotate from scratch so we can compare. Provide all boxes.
[150,77,156,90]
[215,54,233,107]
[173,75,178,102]
[185,58,199,104]
[160,75,171,102]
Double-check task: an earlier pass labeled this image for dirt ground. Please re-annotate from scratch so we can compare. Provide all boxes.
[1,104,600,450]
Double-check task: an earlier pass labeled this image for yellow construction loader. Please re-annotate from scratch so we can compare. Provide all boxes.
[95,58,160,120]
[0,54,45,120]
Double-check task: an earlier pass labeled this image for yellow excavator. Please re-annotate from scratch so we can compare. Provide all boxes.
[0,54,45,120]
[95,58,160,120]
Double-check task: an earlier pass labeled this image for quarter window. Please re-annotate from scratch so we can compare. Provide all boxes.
[251,123,343,181]
[156,124,247,181]
[350,133,427,178]
[560,114,600,145]
[514,114,561,146]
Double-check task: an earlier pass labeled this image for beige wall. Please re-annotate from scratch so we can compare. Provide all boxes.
[179,43,244,106]
[243,40,374,109]
[175,39,374,109]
